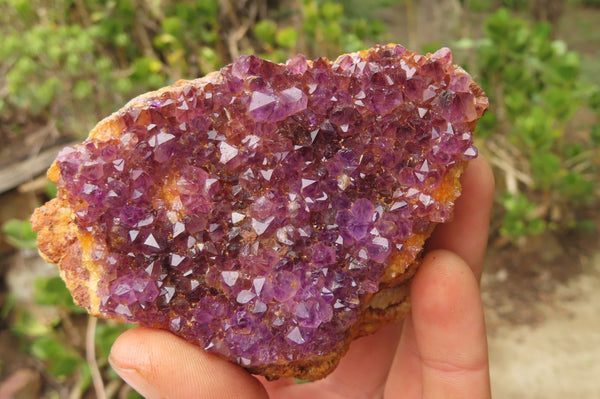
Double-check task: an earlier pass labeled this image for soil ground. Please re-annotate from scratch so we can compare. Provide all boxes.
[486,256,600,399]
[483,232,600,399]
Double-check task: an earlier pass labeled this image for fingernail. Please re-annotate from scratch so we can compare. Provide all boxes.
[109,356,161,399]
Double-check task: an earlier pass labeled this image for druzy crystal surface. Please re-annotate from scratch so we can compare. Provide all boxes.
[51,45,486,371]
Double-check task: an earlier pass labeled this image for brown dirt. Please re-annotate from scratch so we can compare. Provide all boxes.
[482,231,591,328]
[485,248,600,399]
[482,223,600,398]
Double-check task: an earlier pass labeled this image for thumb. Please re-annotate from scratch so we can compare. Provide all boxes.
[109,327,269,399]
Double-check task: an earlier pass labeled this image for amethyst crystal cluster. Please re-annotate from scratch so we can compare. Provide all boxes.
[46,44,487,375]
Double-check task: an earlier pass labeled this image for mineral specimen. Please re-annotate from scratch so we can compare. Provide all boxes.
[31,44,488,380]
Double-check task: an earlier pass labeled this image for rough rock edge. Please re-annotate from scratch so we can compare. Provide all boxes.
[32,44,484,380]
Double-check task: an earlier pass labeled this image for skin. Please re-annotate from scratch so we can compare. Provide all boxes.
[109,155,495,399]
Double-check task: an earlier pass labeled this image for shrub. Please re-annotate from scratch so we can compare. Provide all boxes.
[470,9,599,241]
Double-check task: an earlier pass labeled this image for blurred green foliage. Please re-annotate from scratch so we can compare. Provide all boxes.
[0,0,221,139]
[465,0,529,11]
[0,0,387,141]
[10,275,89,381]
[7,274,134,393]
[301,0,386,56]
[499,192,547,238]
[33,275,86,312]
[31,335,89,378]
[576,0,600,5]
[2,219,37,249]
[250,0,387,63]
[468,9,599,241]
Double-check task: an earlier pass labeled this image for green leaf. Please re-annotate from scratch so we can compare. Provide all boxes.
[114,32,129,47]
[529,151,561,189]
[561,172,594,200]
[2,219,37,249]
[342,33,366,53]
[263,49,288,64]
[11,309,52,337]
[35,77,60,110]
[587,87,600,112]
[254,20,277,46]
[544,86,578,121]
[73,80,93,100]
[198,46,220,75]
[153,33,179,50]
[162,16,183,36]
[50,356,81,377]
[320,2,343,21]
[12,0,34,20]
[275,27,297,50]
[528,218,546,235]
[453,37,475,50]
[551,40,567,56]
[1,293,16,320]
[95,322,130,359]
[323,21,342,41]
[499,192,547,240]
[132,57,163,81]
[31,336,83,377]
[34,276,85,313]
[421,42,443,55]
[45,181,58,199]
[31,335,63,360]
[561,143,585,161]
[115,77,134,94]
[468,0,493,11]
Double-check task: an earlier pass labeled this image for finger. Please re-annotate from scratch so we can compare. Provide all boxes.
[427,155,494,280]
[411,250,490,399]
[264,322,403,399]
[109,327,269,399]
[317,322,402,397]
[383,315,423,399]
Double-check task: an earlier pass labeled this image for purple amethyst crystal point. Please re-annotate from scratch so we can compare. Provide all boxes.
[32,44,488,381]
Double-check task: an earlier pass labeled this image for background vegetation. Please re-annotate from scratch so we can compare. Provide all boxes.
[0,0,598,397]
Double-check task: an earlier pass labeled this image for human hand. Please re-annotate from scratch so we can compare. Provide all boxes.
[109,156,494,399]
